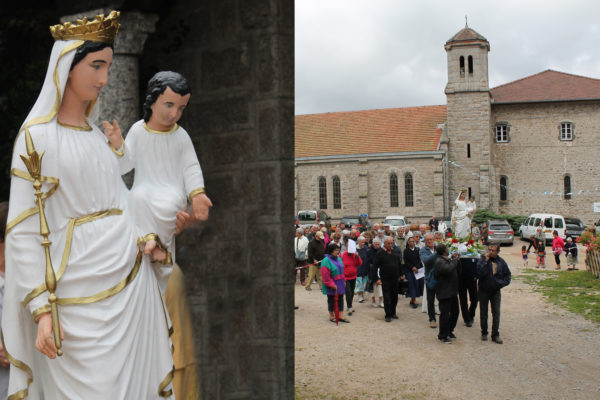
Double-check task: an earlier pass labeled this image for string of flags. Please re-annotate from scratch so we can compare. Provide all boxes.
[446,160,600,197]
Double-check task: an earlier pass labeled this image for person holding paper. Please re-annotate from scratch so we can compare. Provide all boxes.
[341,239,362,315]
[403,237,424,308]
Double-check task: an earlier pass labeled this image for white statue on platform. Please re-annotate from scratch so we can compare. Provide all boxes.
[451,190,475,239]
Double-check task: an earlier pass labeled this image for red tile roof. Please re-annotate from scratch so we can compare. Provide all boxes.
[295,105,447,158]
[491,70,600,103]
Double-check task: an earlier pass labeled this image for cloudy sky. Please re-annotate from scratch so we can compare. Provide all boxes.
[295,0,600,115]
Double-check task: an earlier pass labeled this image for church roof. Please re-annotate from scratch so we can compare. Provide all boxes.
[295,105,447,158]
[446,26,488,45]
[491,70,600,103]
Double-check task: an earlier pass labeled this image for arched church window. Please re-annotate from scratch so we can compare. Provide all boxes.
[500,176,508,201]
[564,175,572,200]
[333,176,341,209]
[459,56,465,77]
[468,55,473,74]
[390,173,398,207]
[404,173,414,207]
[318,177,327,209]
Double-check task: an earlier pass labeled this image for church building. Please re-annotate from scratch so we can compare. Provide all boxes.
[295,25,600,225]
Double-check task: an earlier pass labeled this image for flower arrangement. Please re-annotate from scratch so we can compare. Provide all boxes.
[576,230,600,252]
[443,235,486,257]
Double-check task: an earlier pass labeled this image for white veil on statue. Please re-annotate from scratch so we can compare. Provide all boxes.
[14,39,100,151]
[451,190,471,239]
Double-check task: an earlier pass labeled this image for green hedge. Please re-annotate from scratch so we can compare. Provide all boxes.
[472,209,527,232]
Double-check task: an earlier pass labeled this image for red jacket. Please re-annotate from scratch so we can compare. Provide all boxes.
[341,251,362,280]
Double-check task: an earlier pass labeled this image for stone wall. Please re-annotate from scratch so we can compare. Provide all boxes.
[492,101,600,225]
[139,1,294,398]
[295,154,445,224]
[445,91,494,210]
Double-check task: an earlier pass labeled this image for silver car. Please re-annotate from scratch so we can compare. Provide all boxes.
[486,220,514,245]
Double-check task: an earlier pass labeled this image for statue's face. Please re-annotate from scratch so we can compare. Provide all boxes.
[459,192,466,200]
[66,47,113,102]
[149,87,191,130]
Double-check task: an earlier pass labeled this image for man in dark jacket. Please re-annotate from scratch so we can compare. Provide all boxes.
[374,237,406,322]
[477,244,511,344]
[434,244,460,343]
[306,231,325,291]
[458,255,479,327]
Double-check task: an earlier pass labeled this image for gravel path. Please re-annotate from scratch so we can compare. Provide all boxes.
[294,243,600,400]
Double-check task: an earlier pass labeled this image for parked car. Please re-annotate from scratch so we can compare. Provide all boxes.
[564,217,585,239]
[383,215,410,232]
[518,213,566,245]
[340,215,368,231]
[297,209,331,229]
[486,219,514,245]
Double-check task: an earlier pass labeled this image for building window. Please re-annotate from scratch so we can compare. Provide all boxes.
[390,173,398,207]
[560,122,573,141]
[332,176,341,209]
[564,175,572,200]
[459,56,465,77]
[318,177,327,209]
[500,176,508,201]
[467,143,471,158]
[468,55,473,74]
[405,173,414,207]
[495,123,510,142]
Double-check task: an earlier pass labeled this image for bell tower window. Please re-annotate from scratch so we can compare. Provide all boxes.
[459,56,465,77]
[468,55,473,74]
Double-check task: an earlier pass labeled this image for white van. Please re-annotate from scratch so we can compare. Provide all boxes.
[519,213,566,244]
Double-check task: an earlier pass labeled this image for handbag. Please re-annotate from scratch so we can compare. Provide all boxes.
[295,238,307,260]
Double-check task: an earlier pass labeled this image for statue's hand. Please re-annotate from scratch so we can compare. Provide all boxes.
[35,312,64,359]
[102,119,123,150]
[191,193,213,221]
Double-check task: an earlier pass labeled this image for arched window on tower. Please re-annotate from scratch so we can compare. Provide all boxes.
[404,173,414,207]
[500,176,508,201]
[468,55,474,74]
[564,175,572,200]
[459,56,465,77]
[390,173,398,207]
[318,177,327,209]
[333,176,341,209]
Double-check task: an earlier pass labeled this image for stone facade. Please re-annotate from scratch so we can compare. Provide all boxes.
[296,153,445,223]
[296,25,600,227]
[492,101,600,224]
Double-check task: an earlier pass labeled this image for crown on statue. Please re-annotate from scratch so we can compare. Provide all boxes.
[50,10,120,44]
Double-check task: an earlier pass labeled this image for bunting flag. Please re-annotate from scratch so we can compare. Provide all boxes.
[447,160,600,197]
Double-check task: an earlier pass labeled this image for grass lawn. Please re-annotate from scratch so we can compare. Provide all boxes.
[521,268,600,324]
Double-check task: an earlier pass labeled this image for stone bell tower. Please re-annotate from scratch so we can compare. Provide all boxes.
[444,23,495,211]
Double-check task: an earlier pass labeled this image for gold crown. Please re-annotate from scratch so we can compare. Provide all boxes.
[50,11,120,44]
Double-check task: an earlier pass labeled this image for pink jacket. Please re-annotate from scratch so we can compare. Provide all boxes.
[341,251,362,280]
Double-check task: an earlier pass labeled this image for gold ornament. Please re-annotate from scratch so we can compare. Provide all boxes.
[50,10,120,44]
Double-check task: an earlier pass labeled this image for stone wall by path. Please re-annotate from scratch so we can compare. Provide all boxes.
[141,1,295,398]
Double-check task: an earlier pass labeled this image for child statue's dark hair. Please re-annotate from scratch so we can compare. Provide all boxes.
[143,71,192,122]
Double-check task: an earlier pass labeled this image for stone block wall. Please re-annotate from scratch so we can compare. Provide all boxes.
[295,154,445,225]
[139,1,294,398]
[492,101,600,225]
[446,92,494,210]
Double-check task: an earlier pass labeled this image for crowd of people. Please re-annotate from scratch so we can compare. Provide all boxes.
[294,220,512,344]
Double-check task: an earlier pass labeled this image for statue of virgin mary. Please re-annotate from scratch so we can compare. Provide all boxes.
[451,190,475,240]
[2,12,175,399]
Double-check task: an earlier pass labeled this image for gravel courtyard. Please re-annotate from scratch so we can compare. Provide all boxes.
[294,242,600,400]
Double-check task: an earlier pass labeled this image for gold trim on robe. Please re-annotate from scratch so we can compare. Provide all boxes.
[2,331,33,400]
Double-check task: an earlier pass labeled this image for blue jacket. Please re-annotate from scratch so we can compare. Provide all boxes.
[476,255,511,292]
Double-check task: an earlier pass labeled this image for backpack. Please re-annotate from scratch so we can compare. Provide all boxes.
[426,267,438,290]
